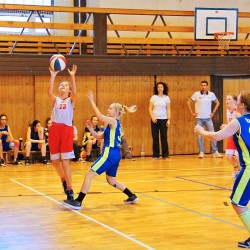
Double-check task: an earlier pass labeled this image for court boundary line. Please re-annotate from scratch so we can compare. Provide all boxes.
[10,178,155,250]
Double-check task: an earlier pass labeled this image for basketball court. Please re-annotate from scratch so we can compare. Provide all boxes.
[0,156,245,249]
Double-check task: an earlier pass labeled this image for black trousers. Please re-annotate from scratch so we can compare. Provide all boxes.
[151,119,169,158]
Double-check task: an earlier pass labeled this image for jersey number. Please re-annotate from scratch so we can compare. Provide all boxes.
[59,104,66,109]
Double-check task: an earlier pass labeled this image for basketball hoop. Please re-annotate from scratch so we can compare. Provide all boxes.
[214,32,234,50]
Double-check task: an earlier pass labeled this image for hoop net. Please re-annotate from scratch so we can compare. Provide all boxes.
[214,32,234,50]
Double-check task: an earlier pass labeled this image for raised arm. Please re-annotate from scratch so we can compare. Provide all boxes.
[194,119,239,141]
[87,90,116,127]
[68,64,77,102]
[48,68,59,102]
[85,120,104,140]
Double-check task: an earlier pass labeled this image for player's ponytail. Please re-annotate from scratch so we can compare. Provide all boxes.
[113,104,137,117]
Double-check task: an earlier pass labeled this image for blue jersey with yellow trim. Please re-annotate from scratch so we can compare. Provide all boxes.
[103,119,122,148]
[233,114,250,168]
[0,125,9,142]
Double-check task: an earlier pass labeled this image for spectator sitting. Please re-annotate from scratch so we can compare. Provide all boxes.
[0,114,20,166]
[82,116,104,162]
[24,120,48,165]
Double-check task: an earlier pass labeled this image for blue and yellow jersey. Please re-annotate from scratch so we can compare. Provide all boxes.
[233,114,250,168]
[103,119,122,148]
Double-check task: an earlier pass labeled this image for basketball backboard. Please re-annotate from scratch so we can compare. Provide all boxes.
[195,8,238,40]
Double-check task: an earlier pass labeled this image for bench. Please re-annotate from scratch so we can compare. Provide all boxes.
[2,150,50,164]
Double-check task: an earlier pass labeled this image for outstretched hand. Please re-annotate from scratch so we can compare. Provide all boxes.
[49,67,59,76]
[67,64,77,76]
[87,90,94,102]
[85,120,92,130]
[194,124,204,135]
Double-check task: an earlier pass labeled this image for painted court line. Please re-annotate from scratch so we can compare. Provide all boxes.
[10,178,155,250]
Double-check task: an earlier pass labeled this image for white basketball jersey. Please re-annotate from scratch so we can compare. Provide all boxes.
[226,108,237,123]
[51,96,73,126]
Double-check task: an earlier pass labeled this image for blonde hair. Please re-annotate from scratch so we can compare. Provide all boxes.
[58,81,72,97]
[112,103,137,117]
[240,90,250,112]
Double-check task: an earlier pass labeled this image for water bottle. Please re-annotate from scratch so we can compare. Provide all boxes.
[141,144,145,158]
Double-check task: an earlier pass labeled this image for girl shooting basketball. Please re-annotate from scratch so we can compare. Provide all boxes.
[48,64,77,201]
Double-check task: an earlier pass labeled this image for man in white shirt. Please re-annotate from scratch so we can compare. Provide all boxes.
[187,80,223,158]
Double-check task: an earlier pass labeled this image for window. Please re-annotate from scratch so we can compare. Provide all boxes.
[0,0,54,34]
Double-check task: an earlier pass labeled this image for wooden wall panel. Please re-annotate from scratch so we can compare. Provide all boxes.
[0,75,34,145]
[96,76,154,156]
[1,74,249,156]
[156,75,211,155]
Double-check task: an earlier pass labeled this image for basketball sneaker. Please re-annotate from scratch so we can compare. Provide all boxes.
[25,158,30,166]
[0,158,6,167]
[63,199,82,210]
[65,189,74,201]
[41,157,49,165]
[238,237,250,248]
[124,194,139,204]
[213,151,223,158]
[198,152,205,158]
[13,159,20,165]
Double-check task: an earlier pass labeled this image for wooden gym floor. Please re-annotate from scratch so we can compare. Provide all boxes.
[0,155,247,250]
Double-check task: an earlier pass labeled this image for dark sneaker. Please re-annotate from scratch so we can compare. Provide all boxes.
[86,155,94,162]
[62,180,67,194]
[124,194,139,204]
[41,157,49,165]
[0,158,6,167]
[238,237,250,248]
[63,199,82,210]
[65,189,74,201]
[25,158,30,166]
[13,159,20,165]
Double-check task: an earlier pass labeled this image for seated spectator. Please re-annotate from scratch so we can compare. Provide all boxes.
[44,117,52,152]
[0,114,20,166]
[72,122,80,162]
[121,135,134,161]
[24,120,48,165]
[82,116,104,162]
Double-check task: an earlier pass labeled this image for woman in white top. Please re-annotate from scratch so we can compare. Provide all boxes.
[149,82,171,159]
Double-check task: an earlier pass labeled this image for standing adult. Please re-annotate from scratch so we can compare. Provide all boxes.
[149,81,171,159]
[187,80,223,158]
[194,90,250,248]
[82,116,104,162]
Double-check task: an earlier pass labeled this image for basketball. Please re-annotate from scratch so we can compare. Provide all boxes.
[80,150,87,159]
[49,54,66,71]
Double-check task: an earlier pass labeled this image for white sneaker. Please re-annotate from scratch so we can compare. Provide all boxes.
[213,151,223,158]
[198,152,205,158]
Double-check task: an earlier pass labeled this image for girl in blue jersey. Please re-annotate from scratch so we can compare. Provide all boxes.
[194,90,250,248]
[64,90,139,210]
